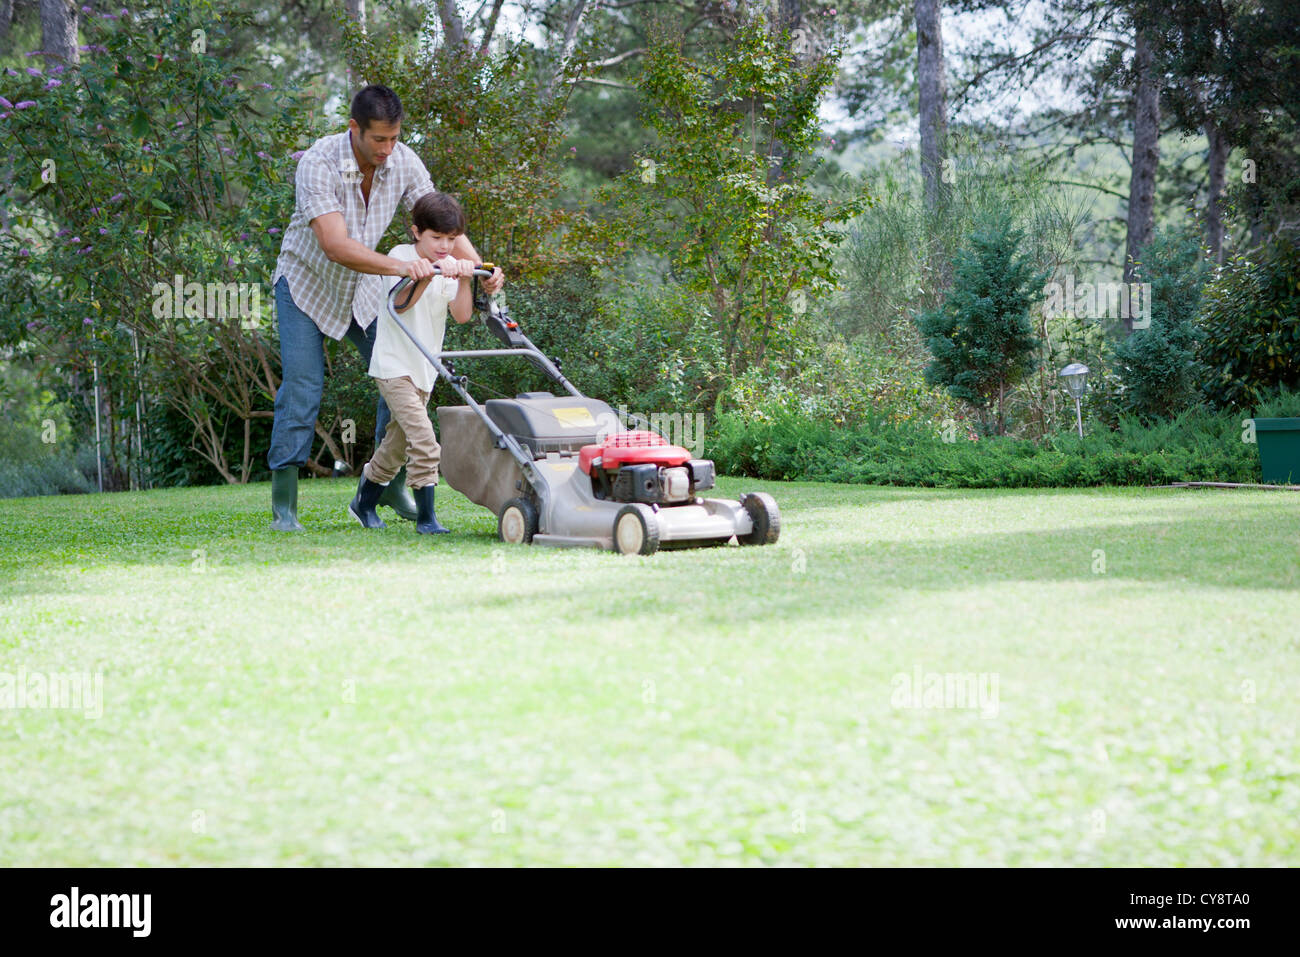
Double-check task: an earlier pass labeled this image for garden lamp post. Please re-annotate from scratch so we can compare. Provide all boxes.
[1059,363,1089,438]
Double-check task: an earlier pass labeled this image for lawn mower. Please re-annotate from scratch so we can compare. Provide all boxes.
[385,269,781,555]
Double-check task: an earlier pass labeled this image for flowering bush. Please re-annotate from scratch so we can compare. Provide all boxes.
[0,0,322,483]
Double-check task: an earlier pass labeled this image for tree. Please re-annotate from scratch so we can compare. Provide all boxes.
[0,0,320,484]
[38,0,76,67]
[1111,228,1210,419]
[344,6,585,277]
[917,211,1046,434]
[581,11,866,408]
[1137,0,1300,253]
[950,0,1167,292]
[1122,22,1159,299]
[914,0,946,214]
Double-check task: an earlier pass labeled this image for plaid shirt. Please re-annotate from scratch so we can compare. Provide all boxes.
[272,130,435,340]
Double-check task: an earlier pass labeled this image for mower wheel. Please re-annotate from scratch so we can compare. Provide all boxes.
[498,497,539,545]
[613,504,660,555]
[739,492,781,545]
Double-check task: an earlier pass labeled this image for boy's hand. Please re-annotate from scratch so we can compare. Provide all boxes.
[435,256,478,279]
[483,266,505,295]
[401,258,438,281]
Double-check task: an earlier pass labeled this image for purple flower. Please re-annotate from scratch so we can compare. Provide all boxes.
[267,227,281,235]
[70,236,81,243]
[109,192,125,202]
[81,5,92,13]
[255,150,270,160]
[142,144,151,152]
[119,7,127,15]
[25,50,45,57]
[99,227,108,234]
[78,44,91,53]
[220,147,234,156]
[15,101,36,110]
[83,317,94,325]
[256,82,272,90]
[78,245,92,254]
[290,150,304,161]
[226,257,234,267]
[50,65,65,75]
[56,228,70,237]
[101,11,118,20]
[570,146,577,153]
[25,321,38,330]
[135,228,146,235]
[175,119,185,127]
[26,67,42,77]
[45,79,61,90]
[18,248,30,256]
[0,113,8,121]
[239,232,249,241]
[0,96,11,109]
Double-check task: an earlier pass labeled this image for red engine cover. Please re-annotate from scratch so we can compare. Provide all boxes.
[579,430,692,474]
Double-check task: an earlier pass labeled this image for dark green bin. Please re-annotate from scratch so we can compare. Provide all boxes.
[1255,417,1300,483]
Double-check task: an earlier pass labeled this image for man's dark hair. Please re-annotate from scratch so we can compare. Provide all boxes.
[351,85,403,132]
[411,192,466,236]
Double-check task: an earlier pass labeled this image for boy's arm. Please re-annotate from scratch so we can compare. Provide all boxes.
[393,274,430,314]
[449,274,474,324]
[387,246,434,314]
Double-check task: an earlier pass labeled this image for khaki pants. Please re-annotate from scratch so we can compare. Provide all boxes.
[363,376,441,489]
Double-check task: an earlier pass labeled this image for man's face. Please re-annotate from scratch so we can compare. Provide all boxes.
[411,228,461,262]
[349,118,400,168]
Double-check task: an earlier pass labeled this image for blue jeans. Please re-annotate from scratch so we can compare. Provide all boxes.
[266,275,390,471]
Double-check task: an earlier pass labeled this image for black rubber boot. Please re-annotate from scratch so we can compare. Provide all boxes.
[413,485,449,534]
[348,475,388,529]
[377,465,418,521]
[270,467,304,532]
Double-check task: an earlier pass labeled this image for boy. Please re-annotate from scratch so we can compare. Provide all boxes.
[347,192,486,534]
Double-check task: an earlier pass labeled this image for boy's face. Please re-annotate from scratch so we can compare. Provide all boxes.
[410,227,462,263]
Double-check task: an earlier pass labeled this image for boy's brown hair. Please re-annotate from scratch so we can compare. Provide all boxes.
[411,192,466,236]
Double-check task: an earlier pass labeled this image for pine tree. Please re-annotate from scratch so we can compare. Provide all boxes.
[917,212,1046,435]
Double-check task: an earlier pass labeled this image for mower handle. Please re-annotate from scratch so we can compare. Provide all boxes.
[390,261,497,303]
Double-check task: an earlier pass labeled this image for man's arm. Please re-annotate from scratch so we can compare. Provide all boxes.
[310,212,435,280]
[450,233,505,294]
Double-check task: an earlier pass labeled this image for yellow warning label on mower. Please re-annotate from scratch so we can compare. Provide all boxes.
[553,407,597,428]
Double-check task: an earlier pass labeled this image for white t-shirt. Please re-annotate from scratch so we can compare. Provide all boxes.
[365,244,460,393]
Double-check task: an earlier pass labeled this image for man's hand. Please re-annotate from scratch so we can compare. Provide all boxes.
[435,256,478,279]
[483,267,505,295]
[400,257,438,281]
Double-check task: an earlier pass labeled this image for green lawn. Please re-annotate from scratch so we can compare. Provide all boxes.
[1,478,1297,866]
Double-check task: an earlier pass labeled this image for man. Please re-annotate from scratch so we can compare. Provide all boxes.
[267,84,504,531]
